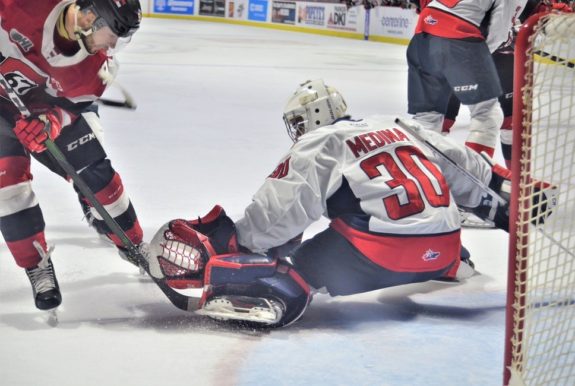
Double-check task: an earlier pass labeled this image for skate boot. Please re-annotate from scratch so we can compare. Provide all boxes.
[25,242,62,310]
[118,242,149,275]
[455,245,475,281]
[78,196,111,241]
[433,245,475,283]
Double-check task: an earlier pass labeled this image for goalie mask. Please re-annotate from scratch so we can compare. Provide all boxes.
[283,79,348,142]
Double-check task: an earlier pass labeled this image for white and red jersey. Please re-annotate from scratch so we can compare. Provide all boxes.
[0,0,112,124]
[236,115,494,254]
[416,0,527,52]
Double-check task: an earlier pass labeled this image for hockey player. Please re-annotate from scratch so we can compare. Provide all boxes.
[440,0,557,169]
[407,0,528,158]
[146,79,528,327]
[0,0,143,311]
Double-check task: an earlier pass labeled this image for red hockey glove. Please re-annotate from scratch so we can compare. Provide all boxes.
[13,111,62,153]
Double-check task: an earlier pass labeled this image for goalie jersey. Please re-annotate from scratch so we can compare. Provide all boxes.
[236,116,493,265]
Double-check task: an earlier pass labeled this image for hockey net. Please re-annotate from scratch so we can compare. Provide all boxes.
[504,11,575,386]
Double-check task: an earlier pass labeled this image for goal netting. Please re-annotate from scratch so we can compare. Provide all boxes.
[504,11,575,386]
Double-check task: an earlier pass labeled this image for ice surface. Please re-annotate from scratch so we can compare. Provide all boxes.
[0,18,510,386]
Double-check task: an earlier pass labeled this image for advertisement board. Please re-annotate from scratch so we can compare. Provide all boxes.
[227,0,249,19]
[272,1,296,25]
[369,6,416,40]
[248,0,268,22]
[325,3,359,32]
[296,3,326,27]
[154,0,195,15]
[199,0,225,16]
[147,1,417,43]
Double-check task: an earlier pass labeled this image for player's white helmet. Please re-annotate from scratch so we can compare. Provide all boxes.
[283,79,348,142]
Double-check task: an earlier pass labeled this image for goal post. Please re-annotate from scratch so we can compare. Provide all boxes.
[505,11,575,386]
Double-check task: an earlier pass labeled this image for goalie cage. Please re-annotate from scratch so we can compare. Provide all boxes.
[504,11,575,386]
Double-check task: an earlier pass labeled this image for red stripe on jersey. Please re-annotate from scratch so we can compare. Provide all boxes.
[107,219,143,247]
[331,218,460,273]
[95,173,124,206]
[501,116,513,131]
[465,141,495,157]
[416,8,483,40]
[6,233,47,268]
[0,156,32,187]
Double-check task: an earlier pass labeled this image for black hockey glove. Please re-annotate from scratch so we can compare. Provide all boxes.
[471,194,510,232]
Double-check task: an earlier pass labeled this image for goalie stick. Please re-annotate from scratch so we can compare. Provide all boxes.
[394,118,571,258]
[0,73,197,312]
[394,118,507,208]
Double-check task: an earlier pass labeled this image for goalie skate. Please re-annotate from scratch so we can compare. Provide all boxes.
[196,295,285,326]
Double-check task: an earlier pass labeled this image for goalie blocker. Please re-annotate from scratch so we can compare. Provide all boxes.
[148,206,311,327]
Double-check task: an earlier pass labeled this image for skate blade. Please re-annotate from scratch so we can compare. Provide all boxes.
[460,214,495,229]
[196,297,282,325]
[461,221,496,229]
[45,309,59,327]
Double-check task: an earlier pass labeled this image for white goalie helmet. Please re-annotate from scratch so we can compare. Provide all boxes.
[283,79,348,142]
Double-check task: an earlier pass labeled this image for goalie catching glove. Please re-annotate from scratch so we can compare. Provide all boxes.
[148,205,311,327]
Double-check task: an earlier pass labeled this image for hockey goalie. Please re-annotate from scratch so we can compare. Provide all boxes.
[145,79,557,328]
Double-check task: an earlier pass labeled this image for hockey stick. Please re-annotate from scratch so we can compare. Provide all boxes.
[394,118,507,207]
[395,118,573,258]
[97,69,137,110]
[534,50,575,69]
[98,97,136,109]
[0,74,197,311]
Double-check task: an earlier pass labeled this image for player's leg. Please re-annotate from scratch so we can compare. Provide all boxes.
[407,34,453,132]
[33,106,144,264]
[444,39,504,157]
[290,227,455,297]
[492,48,515,168]
[442,93,461,134]
[0,116,61,310]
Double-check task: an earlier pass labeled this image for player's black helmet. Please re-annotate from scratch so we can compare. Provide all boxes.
[76,0,142,37]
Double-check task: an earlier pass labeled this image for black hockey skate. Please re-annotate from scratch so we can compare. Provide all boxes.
[78,195,112,240]
[196,295,286,327]
[25,245,62,311]
[118,242,149,275]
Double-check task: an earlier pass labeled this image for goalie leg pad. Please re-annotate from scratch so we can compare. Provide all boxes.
[199,254,311,327]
